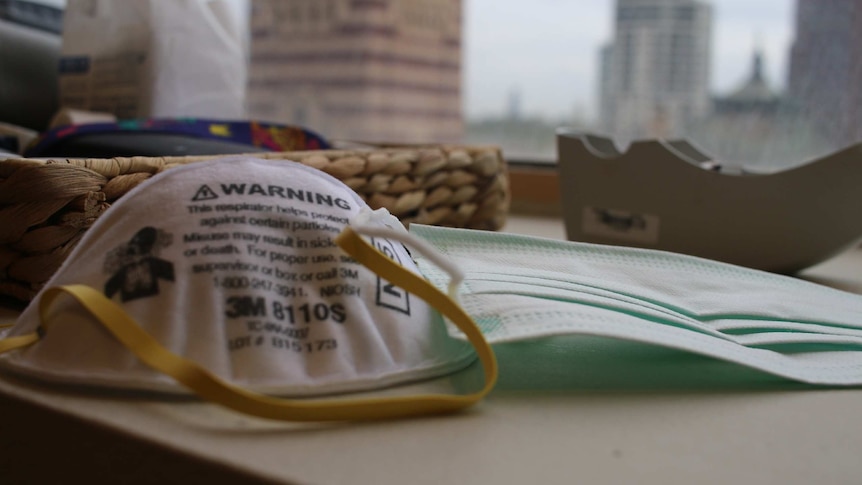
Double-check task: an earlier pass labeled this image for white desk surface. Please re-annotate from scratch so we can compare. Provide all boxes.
[3,214,862,484]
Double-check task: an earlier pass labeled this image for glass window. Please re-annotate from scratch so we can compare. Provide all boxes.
[463,0,859,170]
[3,0,858,172]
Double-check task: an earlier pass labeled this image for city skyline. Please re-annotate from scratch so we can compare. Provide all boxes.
[37,0,794,124]
[464,0,793,121]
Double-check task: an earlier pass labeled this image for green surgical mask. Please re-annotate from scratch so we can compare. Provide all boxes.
[410,224,862,389]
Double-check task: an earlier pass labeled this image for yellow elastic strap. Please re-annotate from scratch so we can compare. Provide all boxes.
[0,332,39,353]
[25,227,496,422]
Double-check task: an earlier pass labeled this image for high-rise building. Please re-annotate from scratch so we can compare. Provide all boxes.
[598,0,712,144]
[247,0,463,143]
[788,0,862,149]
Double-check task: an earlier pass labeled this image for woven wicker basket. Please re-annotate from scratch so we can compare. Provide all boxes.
[0,145,509,302]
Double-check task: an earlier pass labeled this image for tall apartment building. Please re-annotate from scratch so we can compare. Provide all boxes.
[598,0,712,143]
[247,0,463,143]
[788,0,862,149]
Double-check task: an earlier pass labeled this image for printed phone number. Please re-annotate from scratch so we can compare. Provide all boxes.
[214,276,306,297]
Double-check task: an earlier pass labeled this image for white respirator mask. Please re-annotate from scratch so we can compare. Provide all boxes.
[0,158,497,421]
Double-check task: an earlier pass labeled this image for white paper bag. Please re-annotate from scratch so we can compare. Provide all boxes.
[59,0,247,120]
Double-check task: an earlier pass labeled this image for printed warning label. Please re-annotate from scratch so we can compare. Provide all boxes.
[172,178,411,356]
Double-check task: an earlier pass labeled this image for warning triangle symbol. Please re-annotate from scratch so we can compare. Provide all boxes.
[192,185,219,201]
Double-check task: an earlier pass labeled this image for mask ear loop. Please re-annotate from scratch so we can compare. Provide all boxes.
[2,226,497,422]
[0,332,39,353]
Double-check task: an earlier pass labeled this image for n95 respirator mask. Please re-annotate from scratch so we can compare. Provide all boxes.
[0,158,497,421]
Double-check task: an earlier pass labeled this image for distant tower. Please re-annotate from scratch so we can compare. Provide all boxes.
[788,0,862,148]
[507,87,522,121]
[247,0,463,143]
[714,45,780,115]
[687,43,832,167]
[597,43,615,132]
[598,0,712,143]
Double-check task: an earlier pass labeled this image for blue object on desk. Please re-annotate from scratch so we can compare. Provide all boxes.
[24,118,332,158]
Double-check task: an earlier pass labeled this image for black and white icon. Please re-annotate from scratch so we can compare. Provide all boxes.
[104,227,175,302]
[372,238,411,315]
[192,184,219,201]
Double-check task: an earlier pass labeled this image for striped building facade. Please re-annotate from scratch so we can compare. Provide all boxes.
[248,0,463,144]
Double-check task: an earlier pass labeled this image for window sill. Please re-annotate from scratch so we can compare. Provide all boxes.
[507,161,561,216]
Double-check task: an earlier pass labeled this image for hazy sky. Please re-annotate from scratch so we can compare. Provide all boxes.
[464,0,795,121]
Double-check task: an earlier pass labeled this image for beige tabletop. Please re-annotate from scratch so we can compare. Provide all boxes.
[3,214,862,484]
